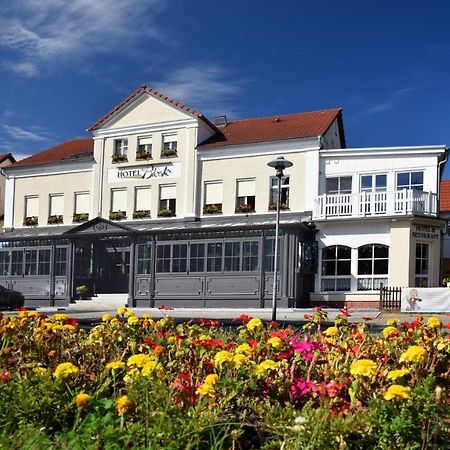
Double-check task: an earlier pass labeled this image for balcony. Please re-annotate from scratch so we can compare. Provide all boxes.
[313,189,437,220]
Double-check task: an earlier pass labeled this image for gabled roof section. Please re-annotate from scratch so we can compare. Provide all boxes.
[440,180,450,212]
[88,84,217,132]
[63,216,136,236]
[0,153,16,164]
[10,138,94,169]
[198,108,343,148]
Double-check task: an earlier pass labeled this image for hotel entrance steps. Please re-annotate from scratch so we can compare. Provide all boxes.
[69,293,128,311]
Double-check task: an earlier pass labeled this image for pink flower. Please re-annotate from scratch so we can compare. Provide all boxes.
[291,379,315,398]
[291,335,325,362]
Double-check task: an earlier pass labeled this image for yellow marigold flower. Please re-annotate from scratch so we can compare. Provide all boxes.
[399,346,427,364]
[102,314,113,322]
[110,318,119,325]
[382,326,398,338]
[235,343,251,354]
[127,354,152,368]
[117,306,128,316]
[33,367,48,376]
[124,368,140,383]
[52,314,69,322]
[117,395,133,415]
[387,318,400,326]
[387,368,410,380]
[204,374,219,386]
[255,359,278,375]
[124,309,135,317]
[324,326,338,337]
[198,334,210,340]
[267,336,283,349]
[427,317,442,329]
[62,324,75,332]
[54,362,79,379]
[214,350,234,367]
[141,360,164,376]
[196,383,216,397]
[127,316,139,325]
[106,361,126,371]
[246,318,263,331]
[384,385,411,401]
[350,359,377,377]
[233,354,249,366]
[75,393,91,408]
[142,314,152,320]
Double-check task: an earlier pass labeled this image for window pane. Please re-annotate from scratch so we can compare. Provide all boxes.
[337,260,351,275]
[242,241,259,271]
[336,278,351,291]
[156,245,171,273]
[361,176,372,191]
[321,278,336,291]
[322,260,336,276]
[337,246,351,259]
[357,278,372,291]
[358,245,372,259]
[137,244,152,275]
[322,246,336,260]
[358,260,372,275]
[376,175,387,190]
[397,173,409,188]
[38,249,51,275]
[190,243,205,272]
[207,243,223,272]
[411,172,423,186]
[0,251,10,276]
[340,177,352,193]
[374,244,389,258]
[374,259,388,274]
[224,242,240,272]
[326,178,338,194]
[11,250,23,276]
[25,250,37,275]
[172,244,187,273]
[55,247,67,277]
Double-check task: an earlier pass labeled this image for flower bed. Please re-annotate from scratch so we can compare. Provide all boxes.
[0,309,448,448]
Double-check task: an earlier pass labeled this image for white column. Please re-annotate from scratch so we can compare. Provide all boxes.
[4,175,15,229]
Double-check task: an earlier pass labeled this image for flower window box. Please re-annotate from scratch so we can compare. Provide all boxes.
[161,148,178,158]
[203,204,222,215]
[235,204,255,214]
[136,151,152,160]
[112,154,128,163]
[109,210,127,221]
[133,210,151,219]
[23,216,38,226]
[268,202,290,211]
[158,209,175,217]
[48,215,63,225]
[73,213,89,223]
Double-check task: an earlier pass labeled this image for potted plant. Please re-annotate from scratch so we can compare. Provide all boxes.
[109,210,127,220]
[235,203,254,214]
[443,276,450,288]
[203,204,222,215]
[136,150,152,160]
[268,201,290,211]
[161,148,178,158]
[133,210,151,219]
[48,215,63,225]
[23,216,38,226]
[158,209,175,217]
[75,285,88,300]
[112,154,128,163]
[73,213,89,223]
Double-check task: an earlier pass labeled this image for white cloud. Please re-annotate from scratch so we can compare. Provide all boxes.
[0,0,164,76]
[1,124,50,142]
[153,65,243,117]
[363,87,417,116]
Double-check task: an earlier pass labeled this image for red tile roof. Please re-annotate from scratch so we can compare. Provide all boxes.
[0,153,16,164]
[440,180,450,212]
[11,138,94,168]
[88,84,216,132]
[198,109,344,148]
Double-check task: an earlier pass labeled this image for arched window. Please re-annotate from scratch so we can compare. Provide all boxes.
[321,245,351,291]
[357,244,389,290]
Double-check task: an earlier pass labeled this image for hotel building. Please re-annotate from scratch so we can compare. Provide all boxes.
[0,85,447,308]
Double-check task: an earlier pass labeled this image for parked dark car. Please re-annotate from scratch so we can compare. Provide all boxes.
[0,285,25,310]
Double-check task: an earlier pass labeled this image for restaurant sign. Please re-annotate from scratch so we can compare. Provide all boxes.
[411,224,439,240]
[108,163,181,183]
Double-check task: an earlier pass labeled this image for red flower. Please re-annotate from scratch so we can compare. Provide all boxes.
[192,339,225,349]
[304,314,312,320]
[1,371,10,384]
[248,339,259,348]
[267,321,281,329]
[158,305,175,310]
[194,318,220,327]
[339,307,351,317]
[362,316,372,322]
[66,317,78,326]
[232,314,252,324]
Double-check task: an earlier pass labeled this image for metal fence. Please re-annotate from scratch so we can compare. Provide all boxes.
[379,284,402,310]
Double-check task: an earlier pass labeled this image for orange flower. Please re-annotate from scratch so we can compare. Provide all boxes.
[75,393,91,408]
[117,395,133,415]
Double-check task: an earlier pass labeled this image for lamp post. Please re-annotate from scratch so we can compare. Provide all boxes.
[267,156,293,321]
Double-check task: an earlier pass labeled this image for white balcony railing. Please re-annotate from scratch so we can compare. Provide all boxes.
[313,189,437,220]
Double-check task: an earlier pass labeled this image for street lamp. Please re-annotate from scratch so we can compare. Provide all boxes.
[267,156,293,321]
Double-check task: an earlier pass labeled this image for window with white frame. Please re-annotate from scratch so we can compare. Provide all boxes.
[162,134,177,157]
[137,136,152,158]
[326,176,352,195]
[360,174,387,192]
[74,192,90,222]
[321,245,351,291]
[269,176,290,210]
[415,243,429,287]
[134,187,151,218]
[204,181,223,214]
[110,188,127,220]
[49,194,64,224]
[159,184,176,216]
[357,244,389,290]
[25,196,39,220]
[397,171,424,191]
[114,139,128,158]
[236,179,256,213]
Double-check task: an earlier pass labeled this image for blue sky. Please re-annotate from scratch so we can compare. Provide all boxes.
[1,0,450,175]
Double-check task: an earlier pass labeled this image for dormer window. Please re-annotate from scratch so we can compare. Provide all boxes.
[113,139,128,163]
[162,134,177,158]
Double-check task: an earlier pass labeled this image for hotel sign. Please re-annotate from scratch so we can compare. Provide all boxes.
[108,163,181,183]
[412,224,439,240]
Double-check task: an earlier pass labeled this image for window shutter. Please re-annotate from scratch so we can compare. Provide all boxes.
[111,189,127,211]
[163,134,177,143]
[50,195,64,216]
[135,187,151,211]
[237,179,255,197]
[160,185,176,200]
[25,196,39,217]
[138,137,152,145]
[205,182,223,204]
[75,192,90,214]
